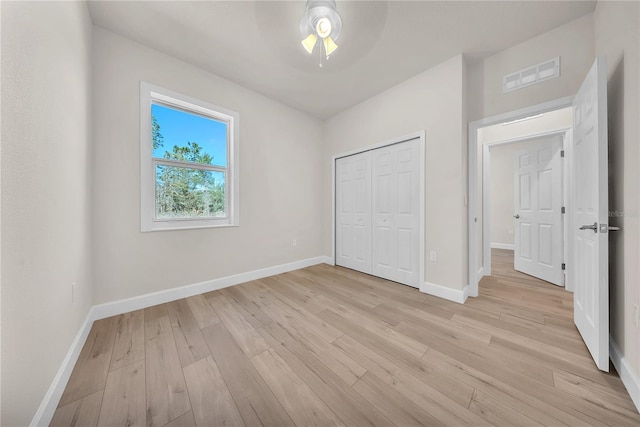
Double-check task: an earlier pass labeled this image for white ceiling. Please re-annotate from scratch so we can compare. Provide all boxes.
[87,0,596,119]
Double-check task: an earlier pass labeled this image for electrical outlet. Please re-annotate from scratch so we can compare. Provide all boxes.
[430,251,438,262]
[292,239,297,247]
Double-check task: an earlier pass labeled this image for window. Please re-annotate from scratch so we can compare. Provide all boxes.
[140,82,239,231]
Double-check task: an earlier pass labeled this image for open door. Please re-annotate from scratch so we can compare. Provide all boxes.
[572,57,609,371]
[513,135,564,286]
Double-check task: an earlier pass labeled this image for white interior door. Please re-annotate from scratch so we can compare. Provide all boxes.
[572,57,609,372]
[513,136,564,286]
[335,152,371,273]
[372,139,420,287]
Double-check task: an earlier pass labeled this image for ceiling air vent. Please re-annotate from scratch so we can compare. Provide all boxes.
[502,57,560,93]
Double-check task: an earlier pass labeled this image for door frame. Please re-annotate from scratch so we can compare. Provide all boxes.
[468,97,573,297]
[482,130,570,286]
[331,130,426,288]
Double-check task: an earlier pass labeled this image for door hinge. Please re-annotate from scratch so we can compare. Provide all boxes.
[562,263,566,271]
[561,150,565,158]
[561,206,566,214]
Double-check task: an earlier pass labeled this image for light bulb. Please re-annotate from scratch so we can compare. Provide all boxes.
[315,17,332,39]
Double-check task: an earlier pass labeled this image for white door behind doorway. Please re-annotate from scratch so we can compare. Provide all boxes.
[513,135,564,286]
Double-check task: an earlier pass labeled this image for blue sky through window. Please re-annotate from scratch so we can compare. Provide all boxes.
[152,103,227,167]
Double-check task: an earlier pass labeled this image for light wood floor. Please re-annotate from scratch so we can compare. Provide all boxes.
[52,249,640,426]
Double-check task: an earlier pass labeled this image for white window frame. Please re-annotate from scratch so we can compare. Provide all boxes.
[140,82,239,232]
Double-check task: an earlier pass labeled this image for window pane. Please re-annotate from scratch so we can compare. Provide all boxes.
[151,103,227,167]
[155,165,226,219]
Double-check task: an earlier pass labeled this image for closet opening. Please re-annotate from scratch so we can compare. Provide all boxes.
[331,131,425,289]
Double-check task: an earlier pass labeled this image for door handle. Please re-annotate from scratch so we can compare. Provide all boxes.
[579,222,598,233]
[513,214,520,219]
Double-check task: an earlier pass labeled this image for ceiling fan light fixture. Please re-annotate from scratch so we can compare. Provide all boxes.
[299,0,342,60]
[301,33,318,54]
[323,36,338,56]
[315,17,332,39]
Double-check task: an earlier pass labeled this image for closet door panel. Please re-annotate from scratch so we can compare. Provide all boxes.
[335,152,371,273]
[372,146,396,281]
[394,140,420,286]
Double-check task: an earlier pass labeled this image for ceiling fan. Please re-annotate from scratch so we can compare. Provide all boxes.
[300,0,342,66]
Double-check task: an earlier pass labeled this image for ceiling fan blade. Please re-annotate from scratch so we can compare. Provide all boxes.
[301,33,317,54]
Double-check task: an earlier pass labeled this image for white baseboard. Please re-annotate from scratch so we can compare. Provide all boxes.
[610,336,640,413]
[477,266,484,282]
[421,281,469,304]
[491,242,515,250]
[319,255,333,265]
[31,312,95,427]
[92,256,329,320]
[31,255,329,427]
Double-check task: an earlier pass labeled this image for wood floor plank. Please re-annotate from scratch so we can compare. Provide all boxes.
[316,297,429,358]
[261,300,366,385]
[166,299,210,367]
[97,359,146,427]
[374,302,492,346]
[261,273,328,314]
[162,411,197,427]
[352,372,446,427]
[183,356,245,427]
[186,294,220,329]
[257,321,394,427]
[218,286,273,326]
[201,322,296,427]
[110,310,145,371]
[553,370,640,423]
[261,294,344,343]
[251,348,345,426]
[50,390,103,427]
[207,293,270,358]
[58,317,118,407]
[394,317,555,387]
[468,389,545,426]
[332,334,486,426]
[423,347,588,426]
[144,304,191,427]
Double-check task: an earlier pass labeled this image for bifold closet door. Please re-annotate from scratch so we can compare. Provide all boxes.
[335,151,372,273]
[372,139,420,287]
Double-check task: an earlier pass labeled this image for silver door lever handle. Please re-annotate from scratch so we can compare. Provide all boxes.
[579,222,598,232]
[513,214,520,219]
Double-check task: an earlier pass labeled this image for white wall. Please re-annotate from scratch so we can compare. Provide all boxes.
[489,143,518,247]
[469,13,594,121]
[594,0,640,400]
[1,2,94,425]
[324,55,468,291]
[92,28,325,304]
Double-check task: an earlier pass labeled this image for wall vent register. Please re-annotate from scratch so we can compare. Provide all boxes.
[503,57,561,93]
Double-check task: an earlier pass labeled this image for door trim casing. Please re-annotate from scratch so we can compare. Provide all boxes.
[331,130,426,288]
[468,97,574,298]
